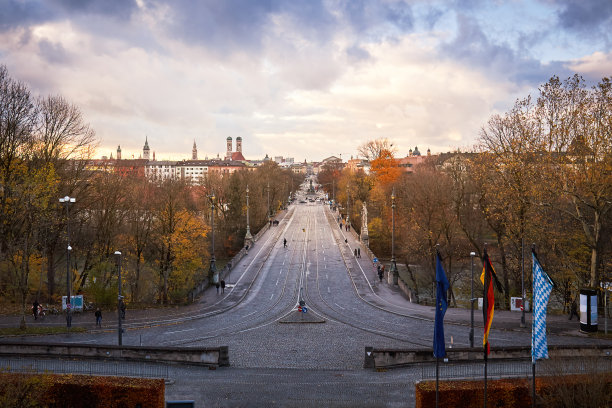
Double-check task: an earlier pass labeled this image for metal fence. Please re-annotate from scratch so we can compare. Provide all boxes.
[0,357,169,379]
[421,357,612,380]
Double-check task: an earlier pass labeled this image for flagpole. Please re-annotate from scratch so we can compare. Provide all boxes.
[531,243,536,408]
[436,357,440,408]
[483,246,488,408]
[484,348,488,408]
[532,360,536,408]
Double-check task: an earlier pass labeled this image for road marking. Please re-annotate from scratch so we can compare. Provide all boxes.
[270,294,274,300]
[334,302,345,310]
[276,279,279,285]
[327,287,330,293]
[164,328,195,335]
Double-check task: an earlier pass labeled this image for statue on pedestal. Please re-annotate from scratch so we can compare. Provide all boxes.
[361,203,369,248]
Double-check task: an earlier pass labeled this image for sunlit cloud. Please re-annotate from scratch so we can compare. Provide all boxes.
[0,0,609,161]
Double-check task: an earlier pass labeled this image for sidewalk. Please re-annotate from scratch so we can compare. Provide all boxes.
[327,206,611,339]
[0,206,292,332]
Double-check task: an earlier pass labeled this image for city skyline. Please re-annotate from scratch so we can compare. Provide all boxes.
[1,0,610,161]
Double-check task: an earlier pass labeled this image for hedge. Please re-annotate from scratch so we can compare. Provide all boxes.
[0,372,165,407]
[416,373,611,407]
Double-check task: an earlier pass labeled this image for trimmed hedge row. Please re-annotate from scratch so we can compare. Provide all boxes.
[416,373,612,407]
[0,373,165,407]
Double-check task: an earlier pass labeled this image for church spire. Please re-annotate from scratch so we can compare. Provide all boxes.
[192,140,198,160]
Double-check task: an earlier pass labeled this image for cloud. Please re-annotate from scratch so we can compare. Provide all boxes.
[567,51,612,81]
[0,0,54,31]
[554,0,612,49]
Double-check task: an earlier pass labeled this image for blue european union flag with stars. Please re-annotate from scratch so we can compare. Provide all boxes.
[531,250,554,362]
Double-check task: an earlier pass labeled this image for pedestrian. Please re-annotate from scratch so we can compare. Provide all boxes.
[354,248,357,257]
[381,264,385,280]
[357,248,361,258]
[120,300,126,319]
[95,308,102,327]
[377,265,383,282]
[568,298,579,320]
[220,279,226,294]
[283,238,287,248]
[339,222,343,229]
[345,238,348,244]
[215,281,220,294]
[33,299,40,320]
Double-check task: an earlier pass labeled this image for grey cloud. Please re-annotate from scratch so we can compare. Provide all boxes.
[555,0,612,49]
[0,0,55,30]
[50,0,139,19]
[160,0,337,54]
[556,0,612,31]
[0,0,139,32]
[340,0,414,35]
[38,38,71,64]
[440,15,569,86]
[346,44,371,62]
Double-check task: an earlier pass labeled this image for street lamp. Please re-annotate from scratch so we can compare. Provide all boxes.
[209,194,218,283]
[520,237,526,328]
[470,251,476,348]
[244,185,253,248]
[346,182,350,228]
[390,189,398,285]
[267,181,271,223]
[59,195,75,328]
[115,251,122,346]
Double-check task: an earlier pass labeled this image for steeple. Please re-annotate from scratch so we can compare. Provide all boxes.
[236,136,242,153]
[143,136,150,160]
[117,145,121,160]
[192,140,198,160]
[226,136,233,160]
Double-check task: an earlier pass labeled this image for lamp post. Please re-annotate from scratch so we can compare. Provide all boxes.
[244,185,253,248]
[470,251,476,348]
[59,195,75,328]
[346,182,350,228]
[209,194,218,283]
[520,237,526,328]
[390,189,398,285]
[267,181,271,223]
[115,251,122,346]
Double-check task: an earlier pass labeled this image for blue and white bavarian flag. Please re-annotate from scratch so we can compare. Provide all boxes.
[531,250,554,362]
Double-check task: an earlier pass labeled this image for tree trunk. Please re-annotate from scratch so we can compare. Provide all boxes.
[46,247,55,302]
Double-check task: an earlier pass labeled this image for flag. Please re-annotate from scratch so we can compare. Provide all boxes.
[433,250,450,358]
[480,249,503,355]
[531,249,554,362]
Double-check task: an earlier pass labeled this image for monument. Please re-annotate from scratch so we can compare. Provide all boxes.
[361,203,369,248]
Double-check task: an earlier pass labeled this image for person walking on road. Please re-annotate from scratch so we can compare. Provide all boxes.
[354,248,357,257]
[215,281,220,294]
[95,308,102,327]
[33,300,40,320]
[283,238,287,248]
[569,298,579,320]
[357,248,361,258]
[221,279,226,294]
[377,265,383,282]
[120,300,126,319]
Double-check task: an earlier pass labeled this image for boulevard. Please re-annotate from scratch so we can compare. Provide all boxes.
[3,183,611,406]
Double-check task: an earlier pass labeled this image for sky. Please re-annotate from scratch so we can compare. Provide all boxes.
[1,0,611,162]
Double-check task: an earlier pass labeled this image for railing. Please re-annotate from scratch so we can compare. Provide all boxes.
[420,357,612,380]
[0,357,169,379]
